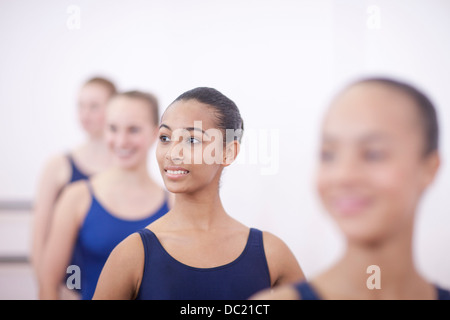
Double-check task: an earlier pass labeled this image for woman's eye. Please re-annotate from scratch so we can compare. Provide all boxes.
[129,126,141,134]
[159,135,171,143]
[109,125,117,132]
[364,150,385,161]
[188,137,201,144]
[320,150,335,162]
[90,103,99,110]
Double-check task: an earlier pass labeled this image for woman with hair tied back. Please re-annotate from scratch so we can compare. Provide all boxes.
[252,77,450,300]
[93,87,305,300]
[39,90,170,300]
[31,76,117,297]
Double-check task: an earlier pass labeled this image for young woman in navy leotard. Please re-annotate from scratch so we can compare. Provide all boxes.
[253,77,450,300]
[39,91,170,300]
[93,87,305,300]
[31,77,116,298]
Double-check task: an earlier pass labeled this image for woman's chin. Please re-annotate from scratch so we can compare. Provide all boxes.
[113,157,142,170]
[163,183,189,194]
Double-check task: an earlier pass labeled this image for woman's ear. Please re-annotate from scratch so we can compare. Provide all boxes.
[223,140,240,167]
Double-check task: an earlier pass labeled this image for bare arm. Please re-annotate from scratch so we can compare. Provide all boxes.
[249,232,305,300]
[262,231,305,287]
[31,154,70,275]
[93,233,144,300]
[38,181,89,299]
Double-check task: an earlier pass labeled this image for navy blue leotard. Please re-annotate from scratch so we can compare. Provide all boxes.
[64,154,91,291]
[135,228,272,300]
[67,154,90,183]
[293,281,450,300]
[74,182,169,299]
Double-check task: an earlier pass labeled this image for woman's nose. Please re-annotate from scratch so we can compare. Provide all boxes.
[115,131,130,148]
[165,140,185,164]
[332,153,363,188]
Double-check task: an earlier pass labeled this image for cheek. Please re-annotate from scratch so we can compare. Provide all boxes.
[315,166,334,208]
[352,163,420,240]
[156,144,166,167]
[78,107,90,123]
[192,143,223,179]
[316,175,325,203]
[87,106,106,124]
[202,139,225,164]
[365,168,407,232]
[369,163,420,213]
[132,136,149,153]
[132,129,154,149]
[191,164,222,188]
[105,130,115,148]
[189,144,204,164]
[370,167,403,197]
[367,164,423,239]
[92,110,106,124]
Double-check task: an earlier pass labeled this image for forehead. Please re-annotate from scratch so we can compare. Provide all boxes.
[80,82,110,98]
[107,96,151,121]
[160,99,217,129]
[322,83,420,141]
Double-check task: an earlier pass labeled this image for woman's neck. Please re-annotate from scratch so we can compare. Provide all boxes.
[78,135,110,160]
[108,161,153,187]
[85,133,107,150]
[171,185,228,231]
[323,220,433,299]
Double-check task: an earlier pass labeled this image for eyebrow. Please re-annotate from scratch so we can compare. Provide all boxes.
[322,132,391,144]
[358,133,390,144]
[159,124,209,136]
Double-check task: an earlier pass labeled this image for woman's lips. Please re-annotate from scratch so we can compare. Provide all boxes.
[115,148,136,159]
[331,196,372,216]
[164,166,190,179]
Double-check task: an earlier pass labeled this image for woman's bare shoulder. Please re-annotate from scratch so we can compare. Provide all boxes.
[39,153,72,187]
[93,232,145,300]
[55,179,92,224]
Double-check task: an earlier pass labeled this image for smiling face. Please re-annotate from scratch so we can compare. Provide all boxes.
[105,95,158,169]
[156,99,237,194]
[317,83,439,244]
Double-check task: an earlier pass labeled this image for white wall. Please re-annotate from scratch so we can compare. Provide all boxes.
[0,0,449,287]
